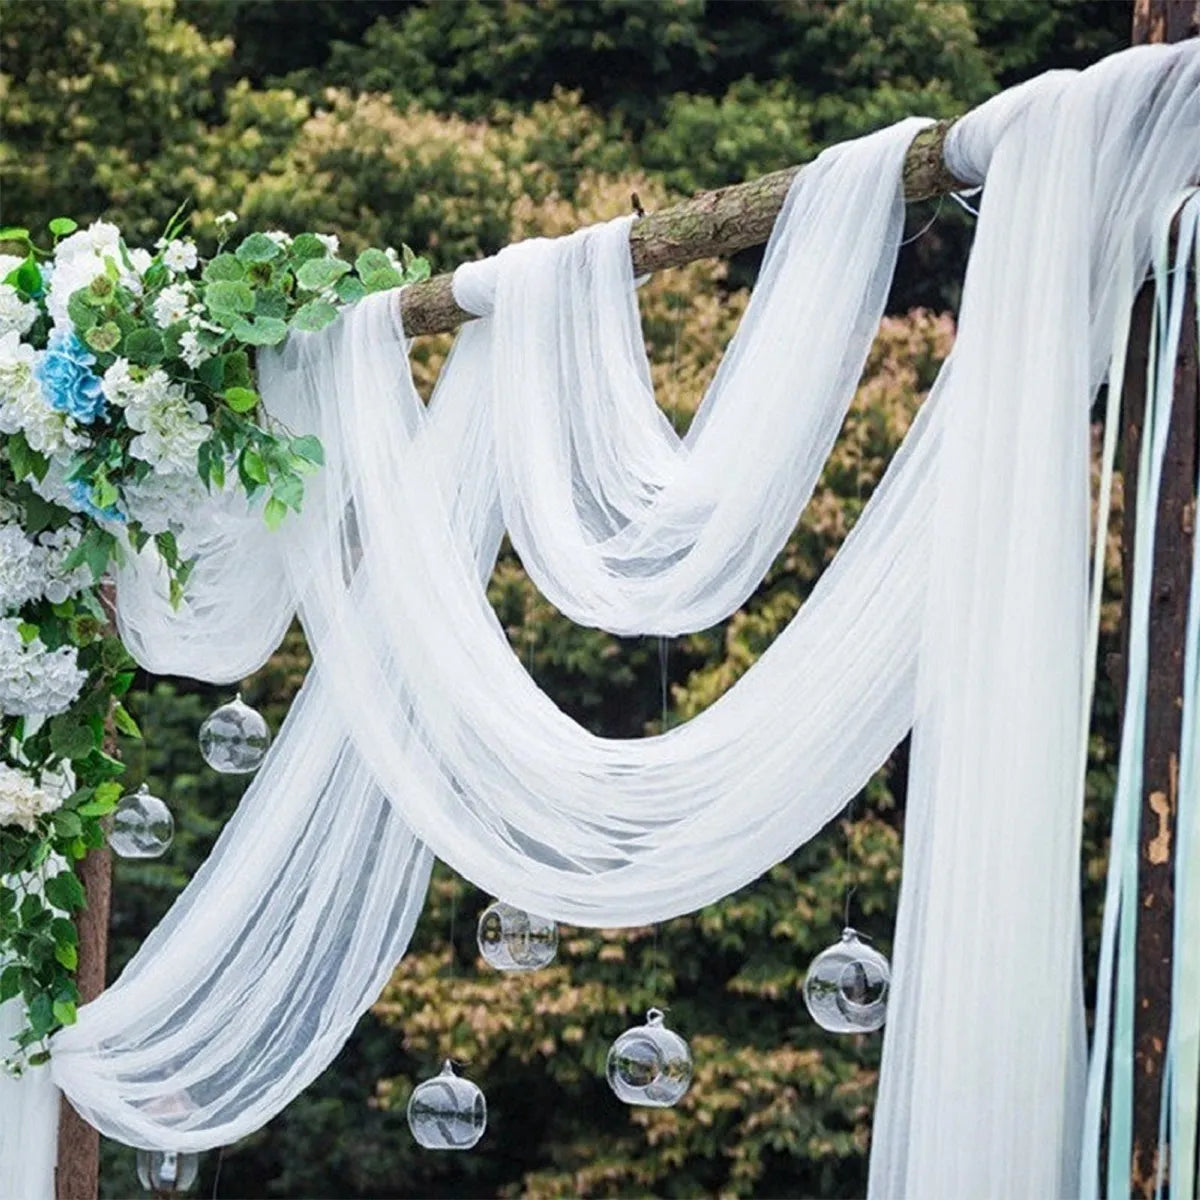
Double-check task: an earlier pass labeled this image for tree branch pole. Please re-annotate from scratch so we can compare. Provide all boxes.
[55,595,115,1200]
[396,121,965,337]
[1125,4,1199,1198]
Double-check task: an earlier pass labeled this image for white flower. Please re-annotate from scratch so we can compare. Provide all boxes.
[0,254,24,281]
[385,246,401,266]
[178,330,212,369]
[316,233,339,255]
[0,521,91,612]
[36,524,92,603]
[264,230,293,249]
[0,285,39,336]
[122,369,209,474]
[0,524,42,612]
[129,248,153,275]
[44,221,123,329]
[0,763,63,832]
[0,617,87,718]
[123,469,209,555]
[152,283,192,328]
[215,211,238,230]
[0,284,37,337]
[100,357,136,406]
[162,239,198,274]
[0,331,84,457]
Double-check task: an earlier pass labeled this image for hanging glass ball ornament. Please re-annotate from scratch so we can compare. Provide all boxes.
[198,693,271,775]
[476,900,558,971]
[110,785,174,859]
[803,927,890,1033]
[606,1008,693,1107]
[407,1060,487,1150]
[135,1149,200,1193]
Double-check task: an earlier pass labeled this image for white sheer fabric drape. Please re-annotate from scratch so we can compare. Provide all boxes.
[1,40,1189,1200]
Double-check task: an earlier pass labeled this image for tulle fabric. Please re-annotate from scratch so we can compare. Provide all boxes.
[1,40,1189,1200]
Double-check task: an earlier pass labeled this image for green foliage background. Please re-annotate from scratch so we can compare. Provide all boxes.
[1,2,1130,1196]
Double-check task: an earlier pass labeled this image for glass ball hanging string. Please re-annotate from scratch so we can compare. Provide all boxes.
[475,591,559,972]
[198,692,271,775]
[110,784,174,859]
[407,1060,487,1150]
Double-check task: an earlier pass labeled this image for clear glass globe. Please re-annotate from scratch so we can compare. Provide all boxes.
[135,1149,200,1193]
[606,1008,692,1107]
[803,927,890,1033]
[476,900,557,971]
[407,1060,487,1150]
[198,693,271,775]
[110,786,174,859]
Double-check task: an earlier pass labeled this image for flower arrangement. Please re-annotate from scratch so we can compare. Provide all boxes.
[0,212,429,1066]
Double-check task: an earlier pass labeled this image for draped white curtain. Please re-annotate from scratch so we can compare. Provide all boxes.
[0,40,1193,1200]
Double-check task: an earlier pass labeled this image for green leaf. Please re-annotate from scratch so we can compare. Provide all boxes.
[154,529,179,567]
[202,253,245,283]
[43,871,86,913]
[290,298,339,332]
[17,621,39,644]
[205,280,255,314]
[222,349,251,387]
[50,917,78,947]
[241,447,268,484]
[124,327,165,366]
[254,287,288,319]
[7,432,49,482]
[84,321,121,353]
[0,965,20,1004]
[14,256,42,296]
[67,291,99,332]
[49,716,98,761]
[0,226,31,243]
[49,217,78,237]
[235,232,283,263]
[334,275,367,305]
[231,315,288,346]
[273,471,304,512]
[362,267,405,293]
[291,435,324,466]
[197,354,224,393]
[111,701,142,739]
[27,993,53,1038]
[403,255,431,284]
[354,248,393,277]
[53,810,82,839]
[54,943,78,971]
[263,495,288,531]
[289,233,327,263]
[92,475,119,510]
[224,386,259,413]
[296,257,351,291]
[62,527,117,582]
[52,999,77,1026]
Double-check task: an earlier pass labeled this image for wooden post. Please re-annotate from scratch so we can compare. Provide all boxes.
[1126,3,1200,1195]
[55,587,116,1200]
[53,847,111,1200]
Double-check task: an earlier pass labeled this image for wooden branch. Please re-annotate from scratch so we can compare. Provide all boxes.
[397,120,965,337]
[1126,5,1198,1196]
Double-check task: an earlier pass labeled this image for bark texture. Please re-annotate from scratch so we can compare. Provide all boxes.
[397,121,964,337]
[1126,4,1199,1194]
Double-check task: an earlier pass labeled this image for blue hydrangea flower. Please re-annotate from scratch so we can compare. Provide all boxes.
[35,332,107,424]
[67,479,125,523]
